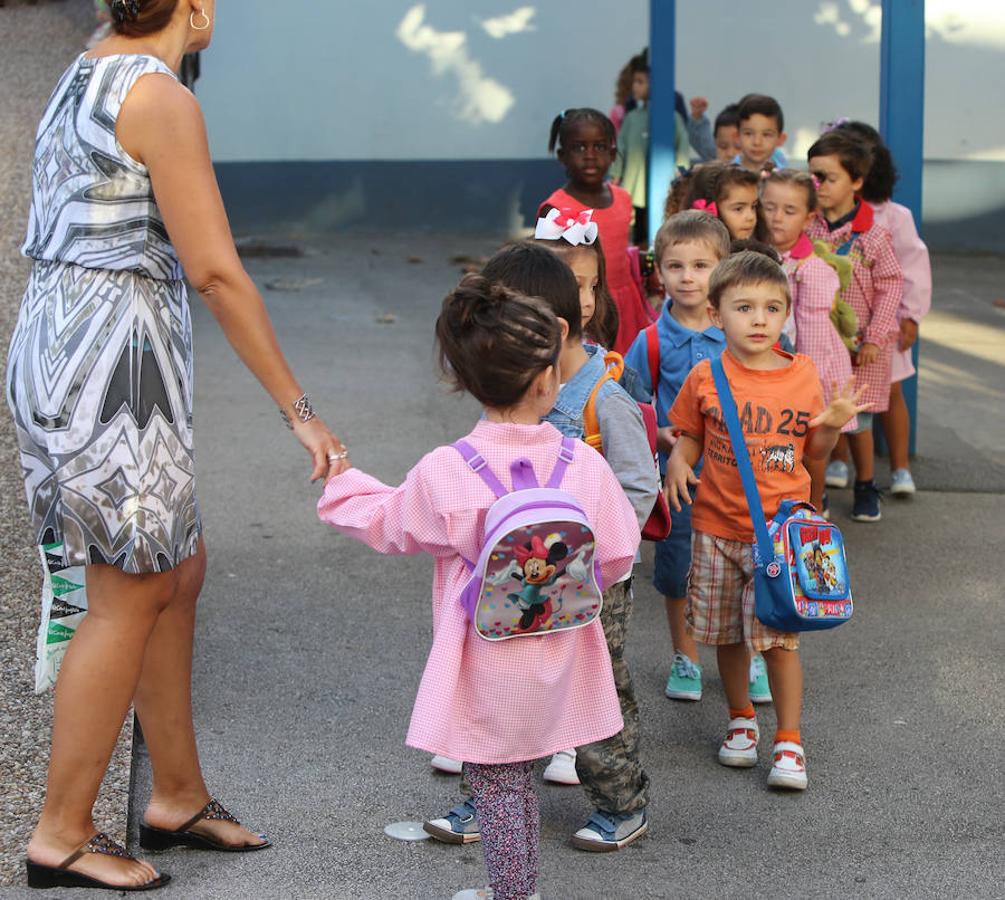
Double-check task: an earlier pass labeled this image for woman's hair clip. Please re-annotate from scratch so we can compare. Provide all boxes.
[821,116,850,134]
[535,208,599,246]
[691,198,719,217]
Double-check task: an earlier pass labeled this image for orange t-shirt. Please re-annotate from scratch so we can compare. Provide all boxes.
[670,350,825,542]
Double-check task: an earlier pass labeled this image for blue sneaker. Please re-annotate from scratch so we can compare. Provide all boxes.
[890,468,916,497]
[825,460,850,489]
[571,808,648,852]
[851,480,882,522]
[749,654,772,704]
[424,799,480,844]
[665,651,702,701]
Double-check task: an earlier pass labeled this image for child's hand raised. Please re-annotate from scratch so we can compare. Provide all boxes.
[689,96,709,120]
[809,377,870,431]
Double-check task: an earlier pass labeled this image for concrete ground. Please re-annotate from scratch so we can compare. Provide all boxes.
[6,234,1002,899]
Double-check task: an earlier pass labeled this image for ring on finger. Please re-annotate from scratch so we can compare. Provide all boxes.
[327,450,349,463]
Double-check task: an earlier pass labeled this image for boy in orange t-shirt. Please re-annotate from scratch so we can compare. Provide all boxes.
[666,251,867,790]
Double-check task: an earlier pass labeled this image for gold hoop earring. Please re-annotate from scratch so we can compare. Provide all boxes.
[190,9,211,31]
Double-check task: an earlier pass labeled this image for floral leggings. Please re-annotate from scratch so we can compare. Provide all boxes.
[464,761,539,900]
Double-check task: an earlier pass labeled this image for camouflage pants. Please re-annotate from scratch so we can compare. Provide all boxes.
[459,579,649,815]
[574,577,650,815]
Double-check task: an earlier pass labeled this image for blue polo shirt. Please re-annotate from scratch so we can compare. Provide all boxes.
[624,299,726,469]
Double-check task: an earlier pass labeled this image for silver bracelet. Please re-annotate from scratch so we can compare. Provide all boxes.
[280,392,316,429]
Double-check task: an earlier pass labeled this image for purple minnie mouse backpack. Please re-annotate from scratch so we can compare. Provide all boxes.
[452,437,604,641]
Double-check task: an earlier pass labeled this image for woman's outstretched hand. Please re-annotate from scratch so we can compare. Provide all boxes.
[293,416,351,481]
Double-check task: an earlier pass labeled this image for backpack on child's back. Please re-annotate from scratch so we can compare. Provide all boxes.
[452,437,604,641]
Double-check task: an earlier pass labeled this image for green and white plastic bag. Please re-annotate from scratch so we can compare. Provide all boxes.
[34,542,87,694]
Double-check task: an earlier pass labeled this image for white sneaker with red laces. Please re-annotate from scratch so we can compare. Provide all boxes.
[718,717,759,767]
[767,741,808,790]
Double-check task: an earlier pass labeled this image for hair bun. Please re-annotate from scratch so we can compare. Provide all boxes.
[110,0,142,23]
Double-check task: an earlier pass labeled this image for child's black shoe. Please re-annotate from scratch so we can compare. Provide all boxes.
[851,480,882,522]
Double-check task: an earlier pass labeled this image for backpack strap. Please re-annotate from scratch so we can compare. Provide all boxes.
[645,323,660,397]
[545,437,576,489]
[709,358,775,567]
[582,351,625,455]
[452,441,508,499]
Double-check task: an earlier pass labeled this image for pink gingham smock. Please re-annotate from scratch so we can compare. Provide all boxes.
[872,201,932,383]
[807,201,903,412]
[317,420,640,765]
[783,234,857,433]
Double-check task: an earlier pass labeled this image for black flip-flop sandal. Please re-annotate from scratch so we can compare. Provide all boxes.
[140,798,271,853]
[26,831,170,891]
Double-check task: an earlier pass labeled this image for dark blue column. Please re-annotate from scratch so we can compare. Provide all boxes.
[648,0,676,241]
[880,0,926,455]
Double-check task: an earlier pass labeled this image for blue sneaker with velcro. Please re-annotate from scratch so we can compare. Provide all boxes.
[571,808,648,852]
[423,799,480,844]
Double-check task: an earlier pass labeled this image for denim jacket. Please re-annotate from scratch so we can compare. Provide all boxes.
[543,344,623,440]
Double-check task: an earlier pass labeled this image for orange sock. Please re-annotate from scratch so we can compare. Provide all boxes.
[775,729,802,745]
[729,704,756,720]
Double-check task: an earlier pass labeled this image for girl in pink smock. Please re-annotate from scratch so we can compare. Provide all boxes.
[318,276,640,900]
[807,130,903,523]
[837,121,932,496]
[762,169,857,514]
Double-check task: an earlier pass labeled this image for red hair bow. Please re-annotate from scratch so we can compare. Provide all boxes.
[514,535,549,565]
[691,199,718,217]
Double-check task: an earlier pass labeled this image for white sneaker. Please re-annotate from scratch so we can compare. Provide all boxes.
[431,755,463,775]
[767,740,808,790]
[718,717,759,768]
[542,748,579,785]
[825,460,850,489]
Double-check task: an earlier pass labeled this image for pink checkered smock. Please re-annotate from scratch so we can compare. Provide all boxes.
[872,201,932,383]
[317,420,640,764]
[783,234,857,433]
[807,201,904,412]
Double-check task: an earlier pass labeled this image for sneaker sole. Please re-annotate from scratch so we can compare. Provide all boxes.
[542,771,580,785]
[718,750,758,768]
[570,821,649,852]
[750,694,773,705]
[422,822,481,844]
[665,687,702,701]
[824,476,849,489]
[850,511,882,522]
[890,486,915,497]
[767,771,808,790]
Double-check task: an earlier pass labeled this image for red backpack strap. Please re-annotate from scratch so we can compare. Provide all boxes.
[645,324,660,397]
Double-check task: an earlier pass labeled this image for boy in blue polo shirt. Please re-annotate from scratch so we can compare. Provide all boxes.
[626,211,771,704]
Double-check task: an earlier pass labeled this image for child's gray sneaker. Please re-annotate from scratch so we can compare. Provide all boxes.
[423,799,480,844]
[571,808,648,852]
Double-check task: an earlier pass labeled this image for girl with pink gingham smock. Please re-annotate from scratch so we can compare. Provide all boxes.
[807,130,903,523]
[835,121,932,497]
[761,168,857,514]
[318,276,640,900]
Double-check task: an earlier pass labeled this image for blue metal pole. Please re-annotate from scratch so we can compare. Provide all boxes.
[879,0,925,456]
[648,0,676,242]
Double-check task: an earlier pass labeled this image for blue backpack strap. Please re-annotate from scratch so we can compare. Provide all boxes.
[452,440,508,499]
[835,230,860,256]
[545,437,576,489]
[709,358,774,565]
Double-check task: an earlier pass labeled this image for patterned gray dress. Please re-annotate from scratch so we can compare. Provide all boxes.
[6,53,201,576]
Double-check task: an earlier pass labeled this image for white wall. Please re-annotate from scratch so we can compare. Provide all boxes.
[201,1,1003,164]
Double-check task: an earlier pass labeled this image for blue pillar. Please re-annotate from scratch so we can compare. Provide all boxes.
[648,0,676,241]
[879,0,925,456]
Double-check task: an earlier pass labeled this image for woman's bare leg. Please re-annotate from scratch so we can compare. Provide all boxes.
[137,541,264,846]
[27,563,178,887]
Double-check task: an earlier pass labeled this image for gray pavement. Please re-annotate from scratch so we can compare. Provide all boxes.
[6,235,996,900]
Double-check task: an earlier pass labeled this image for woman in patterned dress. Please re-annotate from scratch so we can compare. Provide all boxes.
[6,1,349,891]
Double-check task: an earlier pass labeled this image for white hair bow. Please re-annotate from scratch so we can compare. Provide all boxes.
[534,207,599,246]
